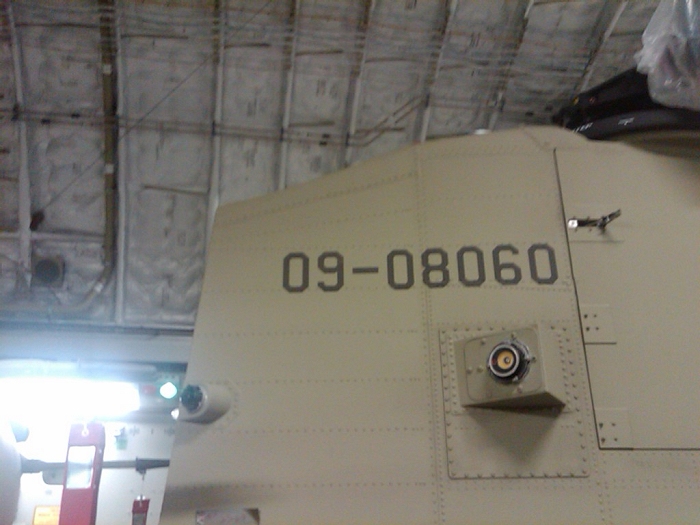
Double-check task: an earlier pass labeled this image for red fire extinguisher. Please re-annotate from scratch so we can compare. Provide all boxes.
[132,497,150,525]
[57,422,105,525]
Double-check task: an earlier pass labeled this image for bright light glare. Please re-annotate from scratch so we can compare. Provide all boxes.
[159,381,178,400]
[0,377,140,426]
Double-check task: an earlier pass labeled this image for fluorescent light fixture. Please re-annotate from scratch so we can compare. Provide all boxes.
[0,377,140,426]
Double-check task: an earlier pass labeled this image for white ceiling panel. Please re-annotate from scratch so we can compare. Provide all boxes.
[219,136,277,202]
[125,188,206,325]
[28,124,104,233]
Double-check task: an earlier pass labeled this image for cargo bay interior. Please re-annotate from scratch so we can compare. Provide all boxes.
[0,1,690,524]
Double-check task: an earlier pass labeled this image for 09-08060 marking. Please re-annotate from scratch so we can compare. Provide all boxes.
[282,244,558,293]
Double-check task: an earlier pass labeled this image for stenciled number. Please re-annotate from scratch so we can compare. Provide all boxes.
[283,252,309,293]
[387,250,414,290]
[284,244,557,292]
[457,246,485,287]
[422,248,450,288]
[318,251,344,291]
[528,243,558,284]
[492,244,522,285]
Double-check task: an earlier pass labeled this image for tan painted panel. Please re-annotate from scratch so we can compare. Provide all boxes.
[440,482,605,525]
[214,176,420,252]
[163,485,437,525]
[557,145,700,449]
[441,324,590,479]
[190,332,425,381]
[163,128,700,524]
[173,429,433,485]
[226,380,430,431]
[429,285,577,327]
[194,287,423,334]
[602,451,700,523]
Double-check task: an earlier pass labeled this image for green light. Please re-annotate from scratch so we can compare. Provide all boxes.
[159,381,178,400]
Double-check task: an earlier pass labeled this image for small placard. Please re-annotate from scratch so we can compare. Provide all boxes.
[196,509,259,525]
[33,506,60,525]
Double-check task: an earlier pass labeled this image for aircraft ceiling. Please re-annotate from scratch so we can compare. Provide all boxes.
[0,0,660,333]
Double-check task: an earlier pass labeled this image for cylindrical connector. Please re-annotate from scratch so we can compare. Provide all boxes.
[178,384,230,424]
[487,339,531,383]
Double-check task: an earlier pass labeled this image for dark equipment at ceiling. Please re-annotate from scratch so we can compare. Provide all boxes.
[554,68,700,139]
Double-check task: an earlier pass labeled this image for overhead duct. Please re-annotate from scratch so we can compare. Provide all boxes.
[65,0,119,313]
[31,255,65,288]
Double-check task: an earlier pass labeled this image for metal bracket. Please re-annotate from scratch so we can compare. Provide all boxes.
[567,209,621,231]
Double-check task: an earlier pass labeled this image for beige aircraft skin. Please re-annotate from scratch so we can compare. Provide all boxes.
[161,127,700,524]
